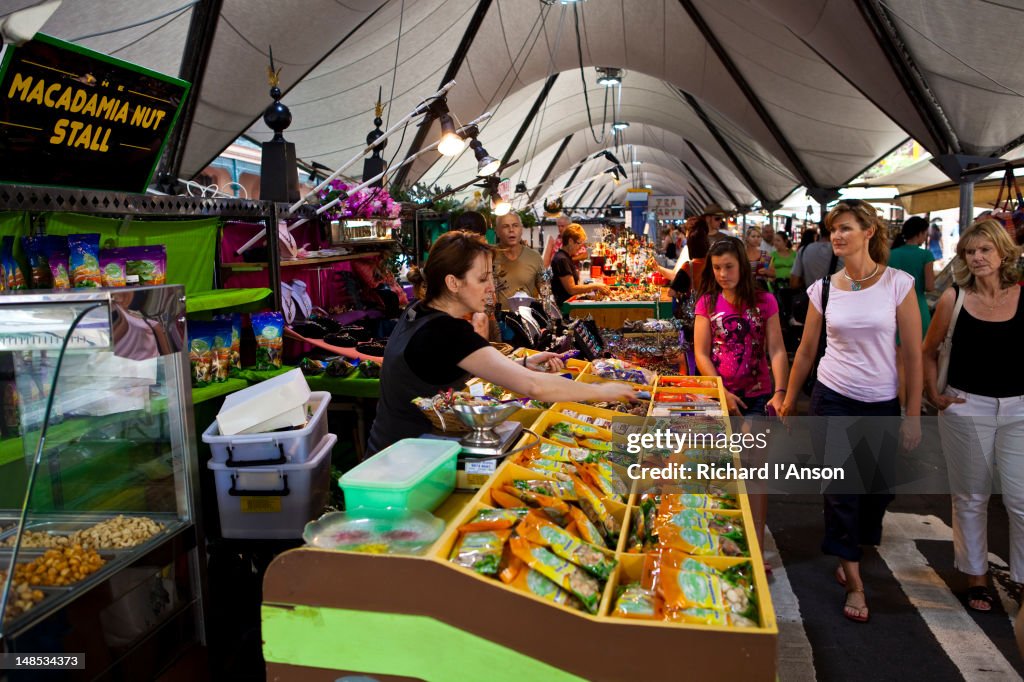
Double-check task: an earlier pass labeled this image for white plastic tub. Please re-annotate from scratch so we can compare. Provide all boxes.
[208,432,336,539]
[202,392,331,466]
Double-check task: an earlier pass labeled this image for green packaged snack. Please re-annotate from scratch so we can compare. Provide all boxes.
[99,250,126,287]
[459,507,527,532]
[512,478,577,501]
[122,245,166,285]
[214,313,241,370]
[68,233,101,287]
[250,311,284,370]
[518,512,618,579]
[511,568,584,611]
[20,236,50,288]
[449,530,510,575]
[509,537,602,614]
[613,584,659,619]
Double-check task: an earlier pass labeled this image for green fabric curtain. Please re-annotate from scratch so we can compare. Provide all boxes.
[44,212,219,294]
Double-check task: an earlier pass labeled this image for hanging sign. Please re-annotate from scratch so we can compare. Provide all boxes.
[0,33,190,193]
[651,195,686,220]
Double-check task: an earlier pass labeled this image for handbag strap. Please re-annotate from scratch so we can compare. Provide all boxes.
[944,285,966,346]
[817,275,832,353]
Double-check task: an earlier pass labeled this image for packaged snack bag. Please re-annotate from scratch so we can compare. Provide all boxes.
[449,529,511,575]
[68,234,101,287]
[655,523,748,557]
[214,313,241,370]
[612,584,660,620]
[572,475,620,545]
[458,507,526,532]
[187,324,215,387]
[511,478,577,501]
[250,312,284,369]
[510,567,584,611]
[123,245,166,285]
[20,236,51,288]
[508,537,601,613]
[501,485,571,526]
[517,512,617,579]
[567,506,607,548]
[99,250,127,287]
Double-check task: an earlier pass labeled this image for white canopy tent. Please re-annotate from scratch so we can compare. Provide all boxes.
[7,0,1024,213]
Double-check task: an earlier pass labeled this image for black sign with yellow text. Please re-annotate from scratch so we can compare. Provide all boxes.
[0,33,189,193]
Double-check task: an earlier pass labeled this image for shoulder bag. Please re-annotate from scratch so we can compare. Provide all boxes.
[935,285,966,394]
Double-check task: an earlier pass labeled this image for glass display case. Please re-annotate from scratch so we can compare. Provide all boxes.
[0,285,205,678]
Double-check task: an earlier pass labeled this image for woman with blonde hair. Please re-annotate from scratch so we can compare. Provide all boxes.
[779,199,922,623]
[923,219,1024,612]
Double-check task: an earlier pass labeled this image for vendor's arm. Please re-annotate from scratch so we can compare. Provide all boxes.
[458,347,636,404]
[559,273,609,296]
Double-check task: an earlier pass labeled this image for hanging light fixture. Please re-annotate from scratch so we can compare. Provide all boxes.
[492,196,512,216]
[612,121,629,131]
[470,138,500,176]
[437,112,467,156]
[596,67,622,87]
[515,181,528,194]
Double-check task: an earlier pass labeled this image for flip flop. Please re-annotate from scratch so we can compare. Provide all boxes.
[966,585,995,612]
[843,588,869,623]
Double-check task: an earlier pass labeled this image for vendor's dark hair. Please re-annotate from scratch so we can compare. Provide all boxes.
[698,237,757,312]
[412,231,494,304]
[775,231,792,249]
[892,216,928,249]
[452,210,487,236]
[798,228,816,251]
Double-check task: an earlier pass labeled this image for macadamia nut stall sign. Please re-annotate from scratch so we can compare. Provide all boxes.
[0,33,189,192]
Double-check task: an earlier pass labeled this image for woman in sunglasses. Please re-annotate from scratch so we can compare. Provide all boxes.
[779,199,922,623]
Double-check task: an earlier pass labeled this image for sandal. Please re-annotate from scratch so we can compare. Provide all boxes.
[966,585,995,612]
[843,588,869,623]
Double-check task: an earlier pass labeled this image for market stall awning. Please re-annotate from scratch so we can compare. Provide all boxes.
[895,177,1013,214]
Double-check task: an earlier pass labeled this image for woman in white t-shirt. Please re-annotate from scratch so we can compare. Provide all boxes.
[779,199,922,624]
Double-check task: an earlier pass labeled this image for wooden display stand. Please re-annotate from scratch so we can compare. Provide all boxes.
[564,288,673,328]
[262,375,777,681]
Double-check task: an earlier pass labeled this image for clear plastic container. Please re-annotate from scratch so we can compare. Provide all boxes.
[202,392,331,465]
[340,438,460,512]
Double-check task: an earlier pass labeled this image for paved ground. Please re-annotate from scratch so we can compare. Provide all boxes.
[768,494,1023,682]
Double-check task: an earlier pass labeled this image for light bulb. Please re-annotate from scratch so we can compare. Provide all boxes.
[477,155,500,177]
[437,114,467,156]
[493,198,512,216]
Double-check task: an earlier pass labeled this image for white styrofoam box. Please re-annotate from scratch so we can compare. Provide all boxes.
[216,368,310,436]
[208,432,336,539]
[238,404,308,434]
[203,391,331,465]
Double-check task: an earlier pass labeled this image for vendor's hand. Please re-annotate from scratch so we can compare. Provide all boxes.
[724,390,747,416]
[595,382,639,404]
[592,283,611,295]
[525,351,564,373]
[929,391,966,411]
[899,416,921,452]
[470,312,489,339]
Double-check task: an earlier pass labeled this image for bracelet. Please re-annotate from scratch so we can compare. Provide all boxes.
[522,355,529,368]
[774,389,786,394]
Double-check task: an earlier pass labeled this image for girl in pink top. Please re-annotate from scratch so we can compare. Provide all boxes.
[780,199,922,624]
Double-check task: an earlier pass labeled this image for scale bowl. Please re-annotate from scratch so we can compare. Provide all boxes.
[451,402,520,430]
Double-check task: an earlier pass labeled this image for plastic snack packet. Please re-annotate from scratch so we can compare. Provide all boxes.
[511,478,578,501]
[250,311,284,369]
[510,567,584,611]
[458,507,527,532]
[501,485,571,526]
[68,234,102,287]
[572,475,620,545]
[449,529,512,575]
[508,537,602,613]
[517,512,618,579]
[567,506,606,548]
[612,584,660,620]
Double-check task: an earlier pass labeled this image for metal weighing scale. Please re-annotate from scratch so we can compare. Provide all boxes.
[451,403,536,490]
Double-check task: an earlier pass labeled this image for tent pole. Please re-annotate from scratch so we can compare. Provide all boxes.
[958,181,974,237]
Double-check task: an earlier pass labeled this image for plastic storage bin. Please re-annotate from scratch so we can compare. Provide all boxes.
[208,432,336,539]
[340,438,460,512]
[202,392,331,466]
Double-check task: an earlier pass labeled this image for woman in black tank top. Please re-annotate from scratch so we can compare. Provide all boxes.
[923,219,1024,612]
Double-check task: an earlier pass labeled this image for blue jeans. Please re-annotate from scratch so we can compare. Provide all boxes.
[739,393,770,417]
[810,381,900,561]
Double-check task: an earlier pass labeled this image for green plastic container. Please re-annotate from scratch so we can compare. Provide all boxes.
[339,438,460,512]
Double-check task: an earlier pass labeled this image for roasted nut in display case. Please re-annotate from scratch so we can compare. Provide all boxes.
[1,573,45,621]
[14,545,106,586]
[2,530,72,548]
[69,515,164,549]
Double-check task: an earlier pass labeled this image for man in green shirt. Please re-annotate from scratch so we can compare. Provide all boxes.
[493,212,545,308]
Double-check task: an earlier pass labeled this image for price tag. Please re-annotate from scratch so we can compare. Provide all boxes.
[465,459,497,475]
[240,496,282,513]
[468,383,486,397]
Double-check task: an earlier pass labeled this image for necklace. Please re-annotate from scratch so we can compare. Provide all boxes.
[842,263,879,291]
[972,287,1009,310]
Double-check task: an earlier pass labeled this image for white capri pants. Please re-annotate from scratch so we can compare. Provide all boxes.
[939,386,1024,581]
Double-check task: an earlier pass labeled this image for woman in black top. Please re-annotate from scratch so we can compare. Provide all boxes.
[923,219,1024,612]
[550,223,609,307]
[367,231,636,454]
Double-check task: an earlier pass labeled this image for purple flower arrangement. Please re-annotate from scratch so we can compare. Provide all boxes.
[318,179,402,221]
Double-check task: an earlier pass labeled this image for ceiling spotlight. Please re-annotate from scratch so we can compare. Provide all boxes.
[437,113,467,156]
[632,160,641,166]
[643,184,652,189]
[469,138,500,176]
[492,196,512,216]
[612,121,629,131]
[515,181,528,194]
[596,67,622,87]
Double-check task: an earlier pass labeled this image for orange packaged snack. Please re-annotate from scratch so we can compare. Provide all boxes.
[508,537,602,613]
[502,485,571,526]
